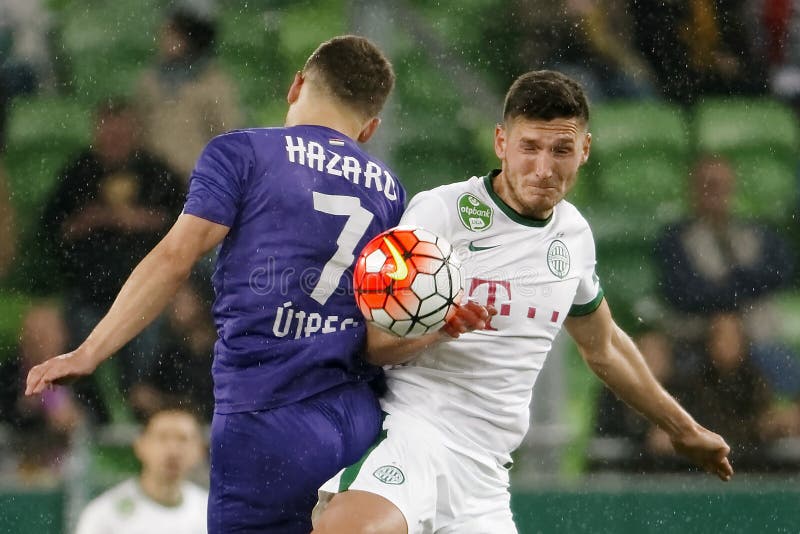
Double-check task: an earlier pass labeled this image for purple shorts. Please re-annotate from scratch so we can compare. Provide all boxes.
[207,381,382,533]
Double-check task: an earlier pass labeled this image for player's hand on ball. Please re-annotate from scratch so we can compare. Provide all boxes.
[25,351,98,396]
[440,301,497,339]
[670,424,734,481]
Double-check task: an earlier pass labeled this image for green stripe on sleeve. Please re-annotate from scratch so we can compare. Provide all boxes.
[568,287,605,317]
[338,427,388,492]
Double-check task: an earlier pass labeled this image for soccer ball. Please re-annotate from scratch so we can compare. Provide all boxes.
[354,226,463,337]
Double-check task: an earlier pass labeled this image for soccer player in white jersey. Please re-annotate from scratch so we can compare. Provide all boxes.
[313,70,734,534]
[75,406,207,534]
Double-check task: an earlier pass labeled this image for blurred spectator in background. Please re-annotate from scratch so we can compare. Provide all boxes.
[134,7,242,182]
[0,305,84,483]
[129,276,215,422]
[22,98,183,423]
[593,315,800,472]
[0,3,39,155]
[0,162,14,279]
[591,330,688,472]
[655,154,800,397]
[0,0,56,131]
[0,0,56,89]
[681,312,799,469]
[749,0,800,106]
[630,0,767,104]
[74,406,207,534]
[498,0,656,101]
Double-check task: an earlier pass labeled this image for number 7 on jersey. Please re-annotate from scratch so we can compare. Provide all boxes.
[310,192,375,305]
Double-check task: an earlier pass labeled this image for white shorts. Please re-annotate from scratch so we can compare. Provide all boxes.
[316,411,517,534]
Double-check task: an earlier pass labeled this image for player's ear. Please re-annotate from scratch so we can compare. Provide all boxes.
[494,123,507,159]
[580,131,592,165]
[357,117,381,143]
[287,72,304,104]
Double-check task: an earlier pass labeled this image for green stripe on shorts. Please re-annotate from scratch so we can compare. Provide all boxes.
[339,427,388,492]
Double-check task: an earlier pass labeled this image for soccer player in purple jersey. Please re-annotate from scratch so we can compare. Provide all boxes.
[25,35,489,533]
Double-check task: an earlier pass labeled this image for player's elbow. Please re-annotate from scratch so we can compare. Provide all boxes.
[153,238,196,281]
[364,324,410,366]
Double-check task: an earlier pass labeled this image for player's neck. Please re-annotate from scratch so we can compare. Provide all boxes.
[492,170,554,221]
[698,211,729,231]
[138,473,183,507]
[285,99,364,141]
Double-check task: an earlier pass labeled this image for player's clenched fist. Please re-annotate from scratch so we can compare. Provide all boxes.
[25,351,98,396]
[440,300,497,339]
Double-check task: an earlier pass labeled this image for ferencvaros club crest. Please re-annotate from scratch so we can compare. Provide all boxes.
[547,239,570,279]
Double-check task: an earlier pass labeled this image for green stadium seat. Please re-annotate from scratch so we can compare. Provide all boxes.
[0,292,30,362]
[588,103,690,244]
[694,98,799,160]
[585,155,687,244]
[58,3,156,101]
[591,101,689,161]
[68,60,145,104]
[58,0,160,55]
[4,148,69,226]
[599,156,687,210]
[393,124,487,196]
[6,97,91,152]
[277,1,346,67]
[595,245,658,332]
[393,138,474,196]
[774,291,800,353]
[596,246,657,298]
[729,155,797,224]
[4,97,90,234]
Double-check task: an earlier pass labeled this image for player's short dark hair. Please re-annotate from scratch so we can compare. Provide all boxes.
[503,70,589,125]
[303,35,395,119]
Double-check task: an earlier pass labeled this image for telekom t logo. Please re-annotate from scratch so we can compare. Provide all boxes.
[468,278,561,329]
[468,278,511,331]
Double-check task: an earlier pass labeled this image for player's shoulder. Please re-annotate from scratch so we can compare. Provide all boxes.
[100,478,139,499]
[553,199,595,245]
[202,128,260,154]
[181,481,210,502]
[555,199,591,231]
[202,128,293,168]
[83,478,138,512]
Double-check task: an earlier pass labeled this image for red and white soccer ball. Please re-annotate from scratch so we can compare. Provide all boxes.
[354,226,463,337]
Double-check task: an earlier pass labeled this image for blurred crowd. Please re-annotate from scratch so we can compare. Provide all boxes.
[0,1,238,484]
[591,154,800,473]
[0,0,798,486]
[490,0,800,109]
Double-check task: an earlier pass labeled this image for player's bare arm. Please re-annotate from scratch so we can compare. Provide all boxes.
[365,301,495,366]
[564,299,734,481]
[25,213,229,395]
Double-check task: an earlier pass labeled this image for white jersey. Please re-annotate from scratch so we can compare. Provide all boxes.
[385,172,603,466]
[74,478,208,534]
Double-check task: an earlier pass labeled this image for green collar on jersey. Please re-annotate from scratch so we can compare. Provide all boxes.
[483,170,553,228]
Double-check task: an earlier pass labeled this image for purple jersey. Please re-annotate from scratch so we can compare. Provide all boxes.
[183,125,405,413]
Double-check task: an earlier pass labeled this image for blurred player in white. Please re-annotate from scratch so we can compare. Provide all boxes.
[313,70,734,534]
[75,406,207,534]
